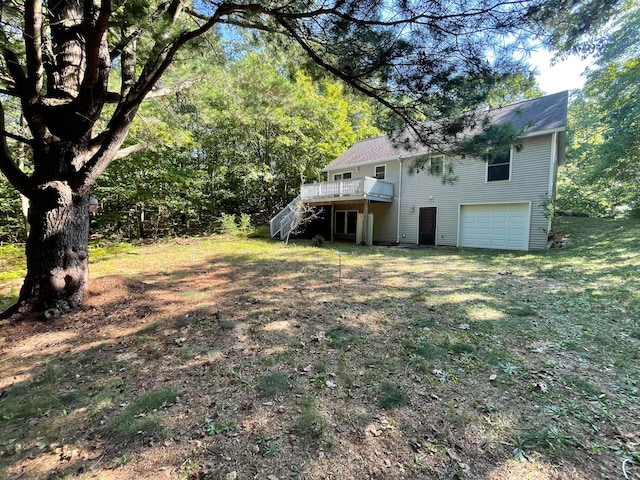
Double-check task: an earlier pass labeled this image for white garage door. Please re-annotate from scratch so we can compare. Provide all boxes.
[459,203,530,250]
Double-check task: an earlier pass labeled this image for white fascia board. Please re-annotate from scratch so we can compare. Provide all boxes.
[520,127,566,139]
[322,154,408,172]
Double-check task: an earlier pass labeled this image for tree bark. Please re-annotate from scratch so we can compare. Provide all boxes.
[14,179,90,318]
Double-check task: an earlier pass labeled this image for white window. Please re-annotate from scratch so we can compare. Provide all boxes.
[333,172,352,181]
[374,165,386,180]
[429,156,444,175]
[487,148,511,182]
[335,210,358,235]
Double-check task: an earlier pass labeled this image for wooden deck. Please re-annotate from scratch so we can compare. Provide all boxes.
[300,177,393,203]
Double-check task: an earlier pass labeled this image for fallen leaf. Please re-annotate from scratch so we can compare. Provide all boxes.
[534,381,548,393]
[446,448,461,462]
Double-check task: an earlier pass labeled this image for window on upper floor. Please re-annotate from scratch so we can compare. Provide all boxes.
[487,148,511,182]
[333,171,352,181]
[374,165,386,180]
[429,156,444,175]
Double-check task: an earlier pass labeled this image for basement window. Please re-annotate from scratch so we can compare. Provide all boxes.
[335,210,357,235]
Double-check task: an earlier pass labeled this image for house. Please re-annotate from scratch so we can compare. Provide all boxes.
[270,91,568,251]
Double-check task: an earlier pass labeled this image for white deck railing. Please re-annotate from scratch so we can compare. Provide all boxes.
[300,176,393,200]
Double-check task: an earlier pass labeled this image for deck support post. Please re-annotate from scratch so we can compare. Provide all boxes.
[364,200,369,245]
[330,204,335,242]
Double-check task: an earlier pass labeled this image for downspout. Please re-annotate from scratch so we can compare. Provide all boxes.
[396,156,405,243]
[548,132,559,231]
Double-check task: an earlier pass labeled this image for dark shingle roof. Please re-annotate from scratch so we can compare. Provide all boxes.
[325,91,568,170]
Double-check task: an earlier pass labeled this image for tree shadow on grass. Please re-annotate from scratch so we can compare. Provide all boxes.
[0,243,624,479]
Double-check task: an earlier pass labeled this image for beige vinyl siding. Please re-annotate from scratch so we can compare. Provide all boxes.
[370,160,399,243]
[327,160,400,243]
[397,135,554,249]
[369,203,397,243]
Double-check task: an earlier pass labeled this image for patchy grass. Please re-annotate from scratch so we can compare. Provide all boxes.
[0,243,25,310]
[293,398,326,442]
[0,218,639,479]
[0,364,75,421]
[257,372,290,398]
[109,387,180,440]
[377,382,408,410]
[326,325,363,349]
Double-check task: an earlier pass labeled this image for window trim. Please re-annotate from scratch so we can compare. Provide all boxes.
[486,147,512,182]
[334,210,358,235]
[428,156,444,176]
[333,171,353,181]
[374,164,386,180]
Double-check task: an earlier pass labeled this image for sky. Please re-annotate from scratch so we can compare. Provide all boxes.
[530,49,592,94]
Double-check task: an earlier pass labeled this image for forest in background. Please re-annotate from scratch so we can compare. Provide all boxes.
[0,1,637,243]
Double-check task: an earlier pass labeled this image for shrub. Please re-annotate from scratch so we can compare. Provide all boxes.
[312,235,325,247]
[238,213,251,235]
[220,214,238,234]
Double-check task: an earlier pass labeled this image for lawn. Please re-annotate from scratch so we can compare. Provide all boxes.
[0,217,638,479]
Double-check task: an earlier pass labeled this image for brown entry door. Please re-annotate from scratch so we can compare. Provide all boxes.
[419,207,437,245]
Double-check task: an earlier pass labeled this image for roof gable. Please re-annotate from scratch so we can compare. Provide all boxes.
[325,91,568,171]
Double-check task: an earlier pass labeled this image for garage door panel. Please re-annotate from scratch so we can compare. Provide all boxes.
[459,204,530,251]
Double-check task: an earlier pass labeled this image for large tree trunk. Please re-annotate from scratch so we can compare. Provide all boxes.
[16,180,90,318]
[1,0,225,321]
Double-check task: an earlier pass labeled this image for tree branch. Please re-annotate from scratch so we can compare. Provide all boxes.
[144,77,202,99]
[120,26,137,99]
[272,15,414,126]
[74,0,518,195]
[0,88,19,97]
[82,0,111,89]
[0,128,34,146]
[105,91,122,103]
[184,7,209,21]
[23,0,44,98]
[103,76,203,104]
[74,118,135,196]
[246,0,527,33]
[110,28,142,61]
[113,142,150,160]
[1,43,27,91]
[166,0,187,23]
[0,102,32,197]
[74,3,244,194]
